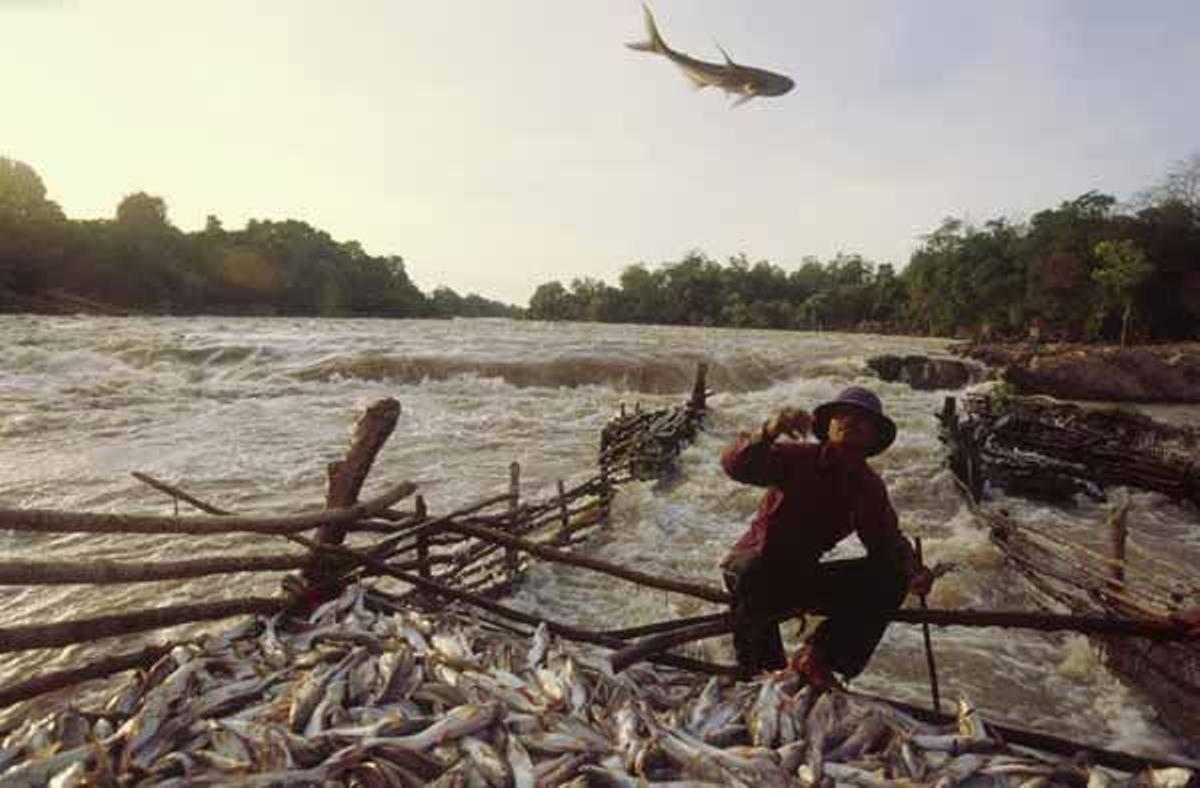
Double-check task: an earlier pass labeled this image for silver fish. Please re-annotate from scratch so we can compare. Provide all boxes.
[627,3,794,107]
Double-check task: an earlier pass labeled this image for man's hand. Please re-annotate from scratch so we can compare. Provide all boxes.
[908,566,934,597]
[1170,607,1200,638]
[762,407,812,443]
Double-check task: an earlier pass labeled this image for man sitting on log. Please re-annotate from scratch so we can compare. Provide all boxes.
[720,386,933,687]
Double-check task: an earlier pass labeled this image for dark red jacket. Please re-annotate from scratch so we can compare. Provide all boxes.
[721,433,916,574]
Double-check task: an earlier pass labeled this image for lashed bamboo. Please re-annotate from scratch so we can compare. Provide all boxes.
[0,480,416,536]
[0,598,282,653]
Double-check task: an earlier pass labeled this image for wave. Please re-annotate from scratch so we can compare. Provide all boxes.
[291,353,851,394]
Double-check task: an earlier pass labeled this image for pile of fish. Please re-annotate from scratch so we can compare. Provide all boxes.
[1,584,1194,786]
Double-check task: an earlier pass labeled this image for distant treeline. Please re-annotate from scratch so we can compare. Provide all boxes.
[5,154,1199,341]
[0,157,518,318]
[529,157,1200,343]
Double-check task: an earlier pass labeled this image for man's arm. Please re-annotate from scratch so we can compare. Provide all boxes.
[721,407,812,487]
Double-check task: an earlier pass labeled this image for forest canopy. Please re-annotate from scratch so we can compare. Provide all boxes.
[527,155,1200,343]
[3,154,1198,341]
[0,157,518,319]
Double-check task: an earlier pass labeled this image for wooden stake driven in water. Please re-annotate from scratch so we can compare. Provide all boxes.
[915,536,942,713]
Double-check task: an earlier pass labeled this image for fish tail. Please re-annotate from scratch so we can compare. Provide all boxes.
[626,3,667,54]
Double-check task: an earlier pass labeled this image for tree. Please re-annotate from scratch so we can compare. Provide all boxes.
[1136,151,1200,214]
[115,192,170,228]
[1092,239,1154,347]
[528,280,573,320]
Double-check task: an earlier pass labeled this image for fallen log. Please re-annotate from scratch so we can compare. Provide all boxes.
[0,597,282,653]
[0,480,416,536]
[0,554,313,585]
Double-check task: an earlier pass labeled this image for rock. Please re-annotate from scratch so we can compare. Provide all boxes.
[866,354,987,391]
[951,342,1200,403]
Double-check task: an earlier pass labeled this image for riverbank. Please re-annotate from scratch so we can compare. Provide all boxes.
[950,341,1200,403]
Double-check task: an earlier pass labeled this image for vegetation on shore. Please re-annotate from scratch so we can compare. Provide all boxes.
[3,154,1197,342]
[0,158,518,319]
[528,155,1199,343]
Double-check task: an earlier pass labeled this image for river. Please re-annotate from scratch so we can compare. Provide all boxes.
[1,314,1196,756]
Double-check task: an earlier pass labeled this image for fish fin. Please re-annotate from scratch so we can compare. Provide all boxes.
[714,40,736,66]
[626,2,667,54]
[731,93,756,108]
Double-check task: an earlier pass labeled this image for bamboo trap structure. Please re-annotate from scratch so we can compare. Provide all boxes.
[941,392,1200,507]
[938,392,1200,743]
[3,364,1195,773]
[0,365,715,710]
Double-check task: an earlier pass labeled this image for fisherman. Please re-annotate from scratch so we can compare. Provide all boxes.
[720,386,933,688]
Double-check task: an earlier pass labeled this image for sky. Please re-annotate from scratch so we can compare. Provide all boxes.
[3,1,1199,305]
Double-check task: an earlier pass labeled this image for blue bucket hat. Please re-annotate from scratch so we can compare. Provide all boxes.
[812,386,897,457]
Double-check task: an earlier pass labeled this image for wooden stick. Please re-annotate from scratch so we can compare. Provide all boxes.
[915,537,942,713]
[368,492,517,559]
[0,643,175,708]
[0,554,313,585]
[0,597,282,653]
[131,472,230,515]
[505,462,520,580]
[610,606,1194,672]
[0,480,417,536]
[430,519,731,604]
[611,619,730,672]
[314,397,401,549]
[857,692,1200,774]
[291,535,737,677]
[600,612,727,640]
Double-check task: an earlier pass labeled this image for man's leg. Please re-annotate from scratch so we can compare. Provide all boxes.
[795,557,907,681]
[724,553,798,676]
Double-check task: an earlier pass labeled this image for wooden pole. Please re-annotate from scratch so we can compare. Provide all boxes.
[857,692,1200,775]
[610,605,1195,672]
[505,462,520,581]
[0,480,416,536]
[430,519,731,604]
[0,554,313,585]
[0,643,175,708]
[414,495,431,581]
[556,479,569,541]
[1108,497,1130,592]
[915,537,942,713]
[131,472,230,515]
[291,535,737,677]
[0,597,282,653]
[314,398,401,549]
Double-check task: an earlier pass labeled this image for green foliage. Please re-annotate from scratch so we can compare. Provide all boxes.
[1091,239,1154,346]
[0,156,520,319]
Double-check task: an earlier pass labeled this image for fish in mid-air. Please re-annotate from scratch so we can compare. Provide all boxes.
[626,3,794,106]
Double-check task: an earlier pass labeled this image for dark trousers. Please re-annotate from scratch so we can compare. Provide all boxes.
[723,552,907,679]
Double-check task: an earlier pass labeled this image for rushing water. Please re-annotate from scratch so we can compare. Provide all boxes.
[1,315,1197,756]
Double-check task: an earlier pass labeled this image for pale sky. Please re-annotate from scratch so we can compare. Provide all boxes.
[4,1,1198,305]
